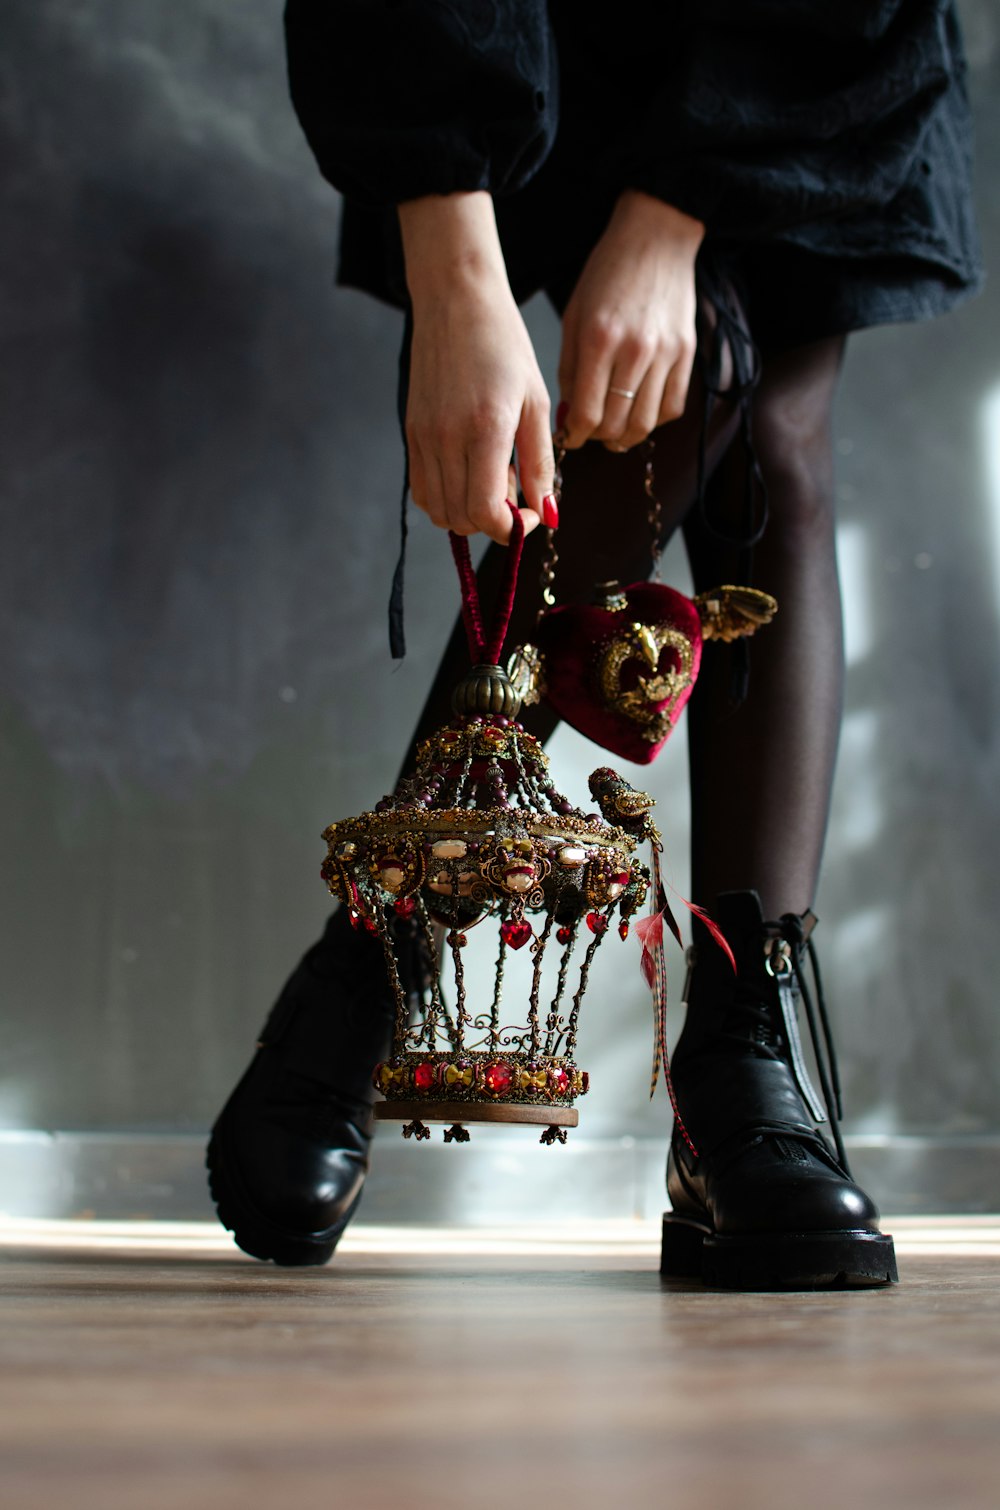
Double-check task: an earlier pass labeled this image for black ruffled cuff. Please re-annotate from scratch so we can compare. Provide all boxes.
[285,0,558,207]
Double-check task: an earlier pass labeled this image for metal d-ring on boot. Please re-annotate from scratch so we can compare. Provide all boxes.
[662,890,898,1290]
[206,907,421,1266]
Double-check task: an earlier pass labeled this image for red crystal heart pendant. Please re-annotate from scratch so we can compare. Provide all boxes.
[534,581,703,765]
[500,917,534,951]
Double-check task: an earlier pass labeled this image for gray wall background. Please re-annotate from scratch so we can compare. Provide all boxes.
[1,1,999,1218]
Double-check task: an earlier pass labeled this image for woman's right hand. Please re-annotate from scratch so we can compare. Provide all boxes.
[557,191,704,453]
[398,193,554,543]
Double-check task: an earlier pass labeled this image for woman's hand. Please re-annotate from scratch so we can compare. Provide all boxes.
[399,193,554,542]
[558,191,704,452]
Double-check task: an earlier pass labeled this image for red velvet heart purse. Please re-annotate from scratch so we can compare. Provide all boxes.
[534,581,701,765]
[504,437,777,765]
[509,580,776,766]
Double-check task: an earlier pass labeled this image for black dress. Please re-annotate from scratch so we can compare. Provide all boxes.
[284,0,982,348]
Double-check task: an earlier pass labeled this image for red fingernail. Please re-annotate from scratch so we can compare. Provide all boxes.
[556,400,569,430]
[542,494,559,529]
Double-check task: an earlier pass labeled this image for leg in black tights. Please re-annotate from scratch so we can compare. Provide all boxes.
[684,336,847,918]
[659,335,894,1287]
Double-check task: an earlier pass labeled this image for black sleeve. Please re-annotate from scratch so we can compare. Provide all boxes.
[283,0,559,207]
[618,0,963,239]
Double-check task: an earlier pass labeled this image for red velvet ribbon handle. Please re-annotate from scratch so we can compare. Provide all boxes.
[448,505,526,667]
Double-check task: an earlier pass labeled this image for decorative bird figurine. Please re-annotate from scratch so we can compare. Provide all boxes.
[588,767,659,842]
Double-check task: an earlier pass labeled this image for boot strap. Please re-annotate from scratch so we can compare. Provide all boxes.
[766,910,849,1173]
[774,971,827,1124]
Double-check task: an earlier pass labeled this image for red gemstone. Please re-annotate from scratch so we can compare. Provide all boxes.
[500,918,533,950]
[348,910,361,931]
[610,869,631,887]
[363,915,380,935]
[556,926,573,945]
[586,911,608,935]
[448,931,468,948]
[619,921,630,941]
[394,897,416,919]
[549,1067,570,1096]
[414,1063,437,1092]
[482,1062,514,1095]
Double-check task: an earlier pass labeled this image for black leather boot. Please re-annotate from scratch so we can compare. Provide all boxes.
[662,890,898,1289]
[206,907,405,1265]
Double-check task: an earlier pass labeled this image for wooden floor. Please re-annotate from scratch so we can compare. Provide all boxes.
[3,1219,1000,1510]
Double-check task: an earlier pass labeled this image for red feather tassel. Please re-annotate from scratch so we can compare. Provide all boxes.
[636,840,698,1156]
[680,898,736,972]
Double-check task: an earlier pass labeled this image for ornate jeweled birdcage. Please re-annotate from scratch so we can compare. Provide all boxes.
[319,512,660,1145]
[321,681,657,1144]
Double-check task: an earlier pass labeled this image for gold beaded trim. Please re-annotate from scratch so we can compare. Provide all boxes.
[375,1053,588,1106]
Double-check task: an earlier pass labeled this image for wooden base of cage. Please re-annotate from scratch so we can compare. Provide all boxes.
[375,1101,578,1127]
[375,1099,578,1146]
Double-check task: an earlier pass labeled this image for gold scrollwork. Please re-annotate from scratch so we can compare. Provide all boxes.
[479,835,553,900]
[368,838,426,898]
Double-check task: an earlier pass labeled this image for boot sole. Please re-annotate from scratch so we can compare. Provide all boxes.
[206,1129,361,1267]
[661,1213,898,1290]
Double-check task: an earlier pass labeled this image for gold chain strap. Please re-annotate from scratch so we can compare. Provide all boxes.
[534,444,564,625]
[642,437,664,581]
[534,435,665,619]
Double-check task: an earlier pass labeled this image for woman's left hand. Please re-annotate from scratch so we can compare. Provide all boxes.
[558,191,705,452]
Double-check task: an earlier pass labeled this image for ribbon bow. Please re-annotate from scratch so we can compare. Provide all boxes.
[518,1069,549,1092]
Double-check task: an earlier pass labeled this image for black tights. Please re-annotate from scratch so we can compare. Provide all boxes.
[686,338,846,917]
[400,335,846,922]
